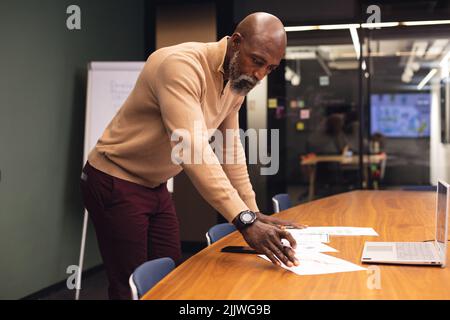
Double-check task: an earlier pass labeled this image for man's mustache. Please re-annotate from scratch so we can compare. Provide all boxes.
[234,75,260,89]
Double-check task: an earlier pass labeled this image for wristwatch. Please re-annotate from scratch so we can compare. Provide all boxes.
[233,210,257,230]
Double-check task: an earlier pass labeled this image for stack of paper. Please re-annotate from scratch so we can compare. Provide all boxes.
[257,226,378,275]
[292,233,330,243]
[289,226,378,237]
[294,242,337,253]
[259,252,366,275]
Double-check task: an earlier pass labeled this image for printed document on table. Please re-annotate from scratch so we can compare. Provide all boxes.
[258,252,366,275]
[289,227,378,237]
[291,233,330,243]
[295,242,337,253]
[281,239,337,253]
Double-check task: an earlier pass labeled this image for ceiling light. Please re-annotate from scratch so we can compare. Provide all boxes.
[424,40,448,60]
[318,24,360,30]
[285,24,361,32]
[395,51,414,57]
[285,51,316,60]
[402,20,450,26]
[440,51,450,67]
[411,62,420,72]
[361,22,399,28]
[284,26,319,32]
[349,27,360,60]
[402,73,412,83]
[414,41,429,58]
[291,75,301,86]
[285,20,450,33]
[417,68,438,90]
[328,61,359,70]
[285,66,295,81]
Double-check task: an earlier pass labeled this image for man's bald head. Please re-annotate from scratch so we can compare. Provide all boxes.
[226,12,286,96]
[235,12,287,55]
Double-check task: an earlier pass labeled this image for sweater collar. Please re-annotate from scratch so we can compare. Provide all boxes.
[212,36,230,75]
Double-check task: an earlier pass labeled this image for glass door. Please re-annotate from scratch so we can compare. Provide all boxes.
[362,26,450,189]
[279,30,363,204]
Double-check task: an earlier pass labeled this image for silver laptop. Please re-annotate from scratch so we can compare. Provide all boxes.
[361,180,449,267]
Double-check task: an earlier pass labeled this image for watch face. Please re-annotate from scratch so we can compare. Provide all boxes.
[240,211,255,224]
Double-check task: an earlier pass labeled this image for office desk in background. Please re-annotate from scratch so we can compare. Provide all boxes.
[142,191,450,300]
[301,153,387,201]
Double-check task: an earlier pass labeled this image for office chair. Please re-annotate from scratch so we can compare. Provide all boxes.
[129,257,175,300]
[206,223,236,245]
[272,193,292,213]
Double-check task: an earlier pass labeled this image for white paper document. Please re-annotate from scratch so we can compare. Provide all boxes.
[295,242,338,253]
[290,233,330,243]
[289,227,379,237]
[281,239,337,253]
[259,252,366,275]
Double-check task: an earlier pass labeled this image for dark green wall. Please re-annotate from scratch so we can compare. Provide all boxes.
[0,0,146,299]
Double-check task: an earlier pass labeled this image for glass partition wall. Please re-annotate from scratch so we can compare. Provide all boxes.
[264,24,450,207]
[364,27,450,190]
[283,31,361,203]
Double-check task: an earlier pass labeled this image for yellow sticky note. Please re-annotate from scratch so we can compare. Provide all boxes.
[296,122,305,131]
[268,98,277,108]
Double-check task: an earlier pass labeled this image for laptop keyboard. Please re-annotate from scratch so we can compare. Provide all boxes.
[395,242,436,261]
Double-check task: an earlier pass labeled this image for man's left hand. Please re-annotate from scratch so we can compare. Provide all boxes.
[255,212,308,229]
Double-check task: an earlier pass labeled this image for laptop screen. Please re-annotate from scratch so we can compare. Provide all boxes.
[436,181,449,261]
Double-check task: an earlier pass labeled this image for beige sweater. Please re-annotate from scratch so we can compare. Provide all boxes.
[88,36,259,222]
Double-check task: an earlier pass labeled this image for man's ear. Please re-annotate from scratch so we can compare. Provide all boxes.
[231,33,242,50]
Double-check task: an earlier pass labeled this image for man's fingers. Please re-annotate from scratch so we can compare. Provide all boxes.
[272,237,299,267]
[280,229,297,249]
[267,242,293,267]
[282,245,299,266]
[279,221,307,229]
[275,218,293,226]
[270,217,307,229]
[262,248,280,266]
[259,213,307,229]
[263,215,289,225]
[290,222,308,229]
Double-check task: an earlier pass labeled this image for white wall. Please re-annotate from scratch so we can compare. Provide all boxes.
[246,78,269,209]
[430,69,450,184]
[247,78,268,131]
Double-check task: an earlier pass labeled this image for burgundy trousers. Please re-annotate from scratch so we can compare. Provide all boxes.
[80,161,181,300]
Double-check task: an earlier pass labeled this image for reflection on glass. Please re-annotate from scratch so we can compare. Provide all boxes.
[285,41,363,201]
[436,182,448,249]
[280,27,450,205]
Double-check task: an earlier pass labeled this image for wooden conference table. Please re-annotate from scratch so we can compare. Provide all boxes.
[142,191,450,300]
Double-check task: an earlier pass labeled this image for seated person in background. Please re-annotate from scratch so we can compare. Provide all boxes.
[307,113,348,155]
[343,110,359,154]
[306,113,351,196]
[370,132,386,154]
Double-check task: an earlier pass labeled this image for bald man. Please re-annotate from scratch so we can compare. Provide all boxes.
[80,12,303,300]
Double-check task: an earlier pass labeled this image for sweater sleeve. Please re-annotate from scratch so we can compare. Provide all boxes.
[217,110,259,213]
[153,54,249,222]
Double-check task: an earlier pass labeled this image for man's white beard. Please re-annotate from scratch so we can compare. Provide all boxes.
[229,51,259,96]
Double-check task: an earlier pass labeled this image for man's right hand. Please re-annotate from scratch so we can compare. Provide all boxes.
[239,219,299,267]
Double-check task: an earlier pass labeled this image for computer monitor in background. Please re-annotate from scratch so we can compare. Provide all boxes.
[370,93,431,138]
